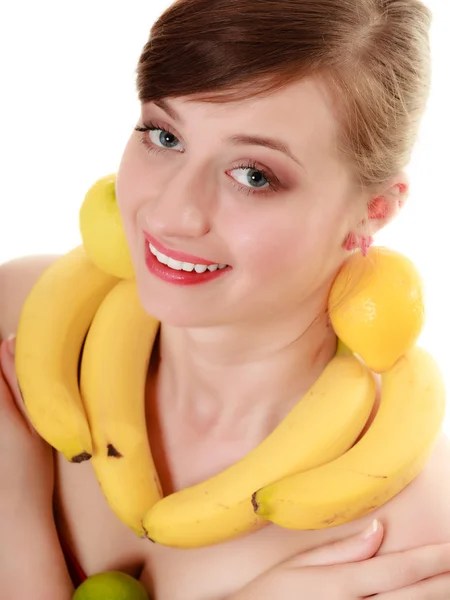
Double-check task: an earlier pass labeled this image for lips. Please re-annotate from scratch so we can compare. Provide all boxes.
[144,240,230,286]
[144,232,220,266]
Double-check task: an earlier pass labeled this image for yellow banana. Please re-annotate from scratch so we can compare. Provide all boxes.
[15,245,119,462]
[142,354,376,548]
[79,279,163,536]
[253,345,446,529]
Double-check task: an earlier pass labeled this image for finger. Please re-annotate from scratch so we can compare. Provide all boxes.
[286,519,383,568]
[356,542,450,596]
[0,337,37,434]
[377,572,450,599]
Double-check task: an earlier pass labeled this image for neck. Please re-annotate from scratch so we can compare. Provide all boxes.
[152,299,337,440]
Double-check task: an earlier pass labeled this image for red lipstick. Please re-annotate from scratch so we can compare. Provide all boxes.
[144,232,217,266]
[143,233,230,286]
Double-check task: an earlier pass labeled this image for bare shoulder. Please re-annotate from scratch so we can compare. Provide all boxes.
[376,432,450,553]
[0,254,60,341]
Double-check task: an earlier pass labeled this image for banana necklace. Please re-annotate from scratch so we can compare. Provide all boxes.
[15,174,446,549]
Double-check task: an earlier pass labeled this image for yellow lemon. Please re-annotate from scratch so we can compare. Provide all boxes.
[79,174,135,279]
[328,246,425,373]
[72,571,149,600]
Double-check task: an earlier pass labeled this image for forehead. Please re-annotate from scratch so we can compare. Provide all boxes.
[158,77,342,166]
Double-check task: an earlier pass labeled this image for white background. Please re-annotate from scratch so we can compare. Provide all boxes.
[1,2,449,424]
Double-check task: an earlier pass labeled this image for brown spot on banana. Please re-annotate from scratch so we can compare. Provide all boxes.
[107,444,123,458]
[71,452,92,463]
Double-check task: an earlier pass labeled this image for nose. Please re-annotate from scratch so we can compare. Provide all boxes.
[143,159,216,240]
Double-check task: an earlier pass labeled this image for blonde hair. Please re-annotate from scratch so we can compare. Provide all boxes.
[136,0,432,189]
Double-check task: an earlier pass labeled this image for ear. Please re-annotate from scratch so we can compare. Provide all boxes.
[357,172,410,236]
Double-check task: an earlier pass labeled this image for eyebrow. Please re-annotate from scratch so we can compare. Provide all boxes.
[152,99,305,169]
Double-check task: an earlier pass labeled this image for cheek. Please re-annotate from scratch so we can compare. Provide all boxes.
[115,148,146,256]
[234,219,312,275]
[116,141,173,220]
[234,207,345,282]
[116,140,138,212]
[116,141,153,223]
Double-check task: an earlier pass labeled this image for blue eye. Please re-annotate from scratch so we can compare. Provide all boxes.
[232,166,269,189]
[135,121,183,152]
[153,129,180,150]
[134,121,280,196]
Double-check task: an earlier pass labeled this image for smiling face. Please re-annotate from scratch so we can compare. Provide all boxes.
[115,76,366,328]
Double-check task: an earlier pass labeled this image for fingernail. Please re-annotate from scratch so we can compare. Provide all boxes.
[6,334,16,356]
[362,519,379,539]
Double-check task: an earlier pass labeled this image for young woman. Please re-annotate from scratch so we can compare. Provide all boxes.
[2,0,450,598]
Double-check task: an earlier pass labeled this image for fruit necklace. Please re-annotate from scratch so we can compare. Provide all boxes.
[15,174,446,550]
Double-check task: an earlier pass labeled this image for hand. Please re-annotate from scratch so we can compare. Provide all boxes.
[231,521,450,599]
[0,336,54,520]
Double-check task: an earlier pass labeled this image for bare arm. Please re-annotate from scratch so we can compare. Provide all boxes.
[0,354,75,598]
[1,513,75,599]
[0,254,74,598]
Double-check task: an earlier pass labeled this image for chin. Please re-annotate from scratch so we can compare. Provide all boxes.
[134,276,223,329]
[139,296,205,328]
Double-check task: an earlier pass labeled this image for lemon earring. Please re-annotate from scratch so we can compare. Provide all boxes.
[328,245,425,373]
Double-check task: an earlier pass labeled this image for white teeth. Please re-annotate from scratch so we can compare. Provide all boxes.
[167,257,183,270]
[182,262,195,272]
[156,250,169,266]
[149,243,228,273]
[194,264,208,274]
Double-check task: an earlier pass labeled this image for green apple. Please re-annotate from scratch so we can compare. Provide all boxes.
[73,571,149,600]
